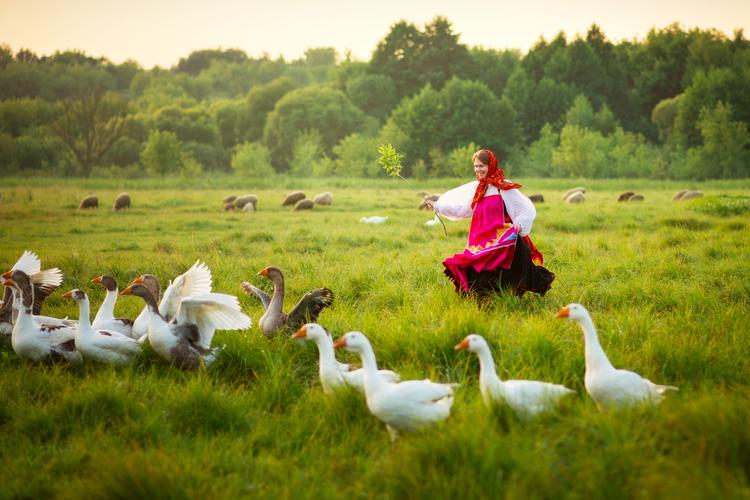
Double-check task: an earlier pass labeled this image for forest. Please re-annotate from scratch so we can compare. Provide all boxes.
[0,17,748,179]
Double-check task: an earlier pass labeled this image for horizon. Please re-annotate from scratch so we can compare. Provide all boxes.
[1,0,749,69]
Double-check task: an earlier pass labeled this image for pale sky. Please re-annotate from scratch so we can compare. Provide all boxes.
[1,0,749,68]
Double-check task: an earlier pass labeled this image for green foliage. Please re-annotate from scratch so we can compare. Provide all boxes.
[263,86,365,170]
[377,143,405,179]
[334,133,381,177]
[289,130,324,176]
[552,125,608,177]
[344,73,397,121]
[140,129,182,176]
[242,77,297,142]
[231,141,274,177]
[519,123,559,177]
[565,94,618,134]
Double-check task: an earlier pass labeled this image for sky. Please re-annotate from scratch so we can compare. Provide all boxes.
[1,0,749,68]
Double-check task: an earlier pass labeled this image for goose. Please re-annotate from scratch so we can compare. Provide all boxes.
[455,334,574,418]
[241,266,333,338]
[292,323,400,394]
[63,289,141,365]
[120,283,251,369]
[130,261,212,339]
[557,303,678,410]
[1,250,69,335]
[1,270,80,363]
[359,216,388,224]
[333,331,455,441]
[90,275,133,337]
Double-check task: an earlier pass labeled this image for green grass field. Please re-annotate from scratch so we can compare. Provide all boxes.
[1,176,749,499]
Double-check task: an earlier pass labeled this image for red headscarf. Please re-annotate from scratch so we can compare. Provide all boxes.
[471,149,522,209]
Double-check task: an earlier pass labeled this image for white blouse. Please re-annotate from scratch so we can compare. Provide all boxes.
[433,181,537,237]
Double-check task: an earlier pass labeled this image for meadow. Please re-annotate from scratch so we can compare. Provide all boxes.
[0,176,749,499]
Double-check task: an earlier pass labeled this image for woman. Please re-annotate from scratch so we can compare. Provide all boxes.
[430,149,554,297]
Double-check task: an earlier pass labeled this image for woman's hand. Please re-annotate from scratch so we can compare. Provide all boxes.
[425,199,435,209]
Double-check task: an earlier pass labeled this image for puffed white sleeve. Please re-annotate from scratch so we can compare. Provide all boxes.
[433,181,478,221]
[500,188,536,236]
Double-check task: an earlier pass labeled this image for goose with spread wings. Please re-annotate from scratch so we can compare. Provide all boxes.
[241,266,333,338]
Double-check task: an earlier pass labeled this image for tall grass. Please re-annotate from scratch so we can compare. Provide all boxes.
[0,177,749,498]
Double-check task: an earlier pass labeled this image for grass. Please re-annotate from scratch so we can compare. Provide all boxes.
[1,176,749,498]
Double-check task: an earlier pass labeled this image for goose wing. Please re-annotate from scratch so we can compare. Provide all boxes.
[10,250,41,275]
[390,380,454,404]
[9,251,63,314]
[159,261,213,320]
[91,330,143,355]
[240,282,271,310]
[175,293,252,349]
[286,288,334,330]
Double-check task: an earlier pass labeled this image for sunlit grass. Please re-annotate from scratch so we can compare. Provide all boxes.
[1,176,749,497]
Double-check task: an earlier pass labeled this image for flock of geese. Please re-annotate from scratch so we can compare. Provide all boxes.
[1,251,678,441]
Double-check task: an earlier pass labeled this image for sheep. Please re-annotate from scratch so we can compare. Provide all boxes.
[618,192,635,201]
[282,191,306,206]
[672,190,689,201]
[679,190,704,201]
[563,187,586,200]
[242,203,256,212]
[565,192,585,204]
[112,192,131,211]
[224,202,236,211]
[234,194,258,210]
[223,194,238,204]
[293,199,314,211]
[528,194,545,203]
[628,194,645,201]
[79,195,98,209]
[313,192,333,205]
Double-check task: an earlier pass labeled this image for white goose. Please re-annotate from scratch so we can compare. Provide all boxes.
[455,334,574,418]
[557,303,678,410]
[121,282,251,369]
[131,261,212,339]
[292,323,400,394]
[1,269,80,363]
[1,250,70,335]
[333,331,455,441]
[63,289,141,365]
[90,275,133,337]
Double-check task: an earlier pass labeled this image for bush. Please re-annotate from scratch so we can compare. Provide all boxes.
[289,130,324,177]
[140,129,181,176]
[333,133,380,177]
[231,141,274,177]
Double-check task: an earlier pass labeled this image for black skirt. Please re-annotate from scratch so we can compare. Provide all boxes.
[445,236,555,297]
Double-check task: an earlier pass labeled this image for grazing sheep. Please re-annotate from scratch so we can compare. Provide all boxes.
[565,192,585,204]
[672,190,689,201]
[618,192,635,202]
[313,192,333,205]
[293,199,314,211]
[112,192,131,211]
[234,194,258,209]
[528,194,545,203]
[79,195,98,209]
[223,194,237,204]
[628,194,645,201]
[563,187,586,200]
[224,202,236,211]
[680,190,704,201]
[283,191,306,206]
[242,203,256,212]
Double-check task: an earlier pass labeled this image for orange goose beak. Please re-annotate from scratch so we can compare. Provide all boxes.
[454,338,470,351]
[120,285,134,296]
[62,290,74,299]
[131,275,145,285]
[258,268,269,277]
[556,307,570,318]
[91,276,103,284]
[292,325,307,339]
[332,337,347,349]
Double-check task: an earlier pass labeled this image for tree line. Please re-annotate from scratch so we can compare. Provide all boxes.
[0,18,748,179]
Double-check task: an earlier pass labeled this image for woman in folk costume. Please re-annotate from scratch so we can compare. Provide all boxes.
[429,149,555,296]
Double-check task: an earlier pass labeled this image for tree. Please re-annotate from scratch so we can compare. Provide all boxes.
[175,48,248,76]
[52,88,129,176]
[551,125,608,177]
[231,142,274,177]
[333,133,381,177]
[241,77,296,142]
[263,86,366,169]
[289,131,324,176]
[344,74,397,122]
[140,129,182,176]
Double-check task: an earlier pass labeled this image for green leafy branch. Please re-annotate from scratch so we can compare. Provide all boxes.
[377,143,407,181]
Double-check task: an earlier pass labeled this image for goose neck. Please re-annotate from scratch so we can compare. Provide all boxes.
[476,346,504,392]
[94,289,117,323]
[268,278,285,314]
[578,315,614,372]
[358,343,384,392]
